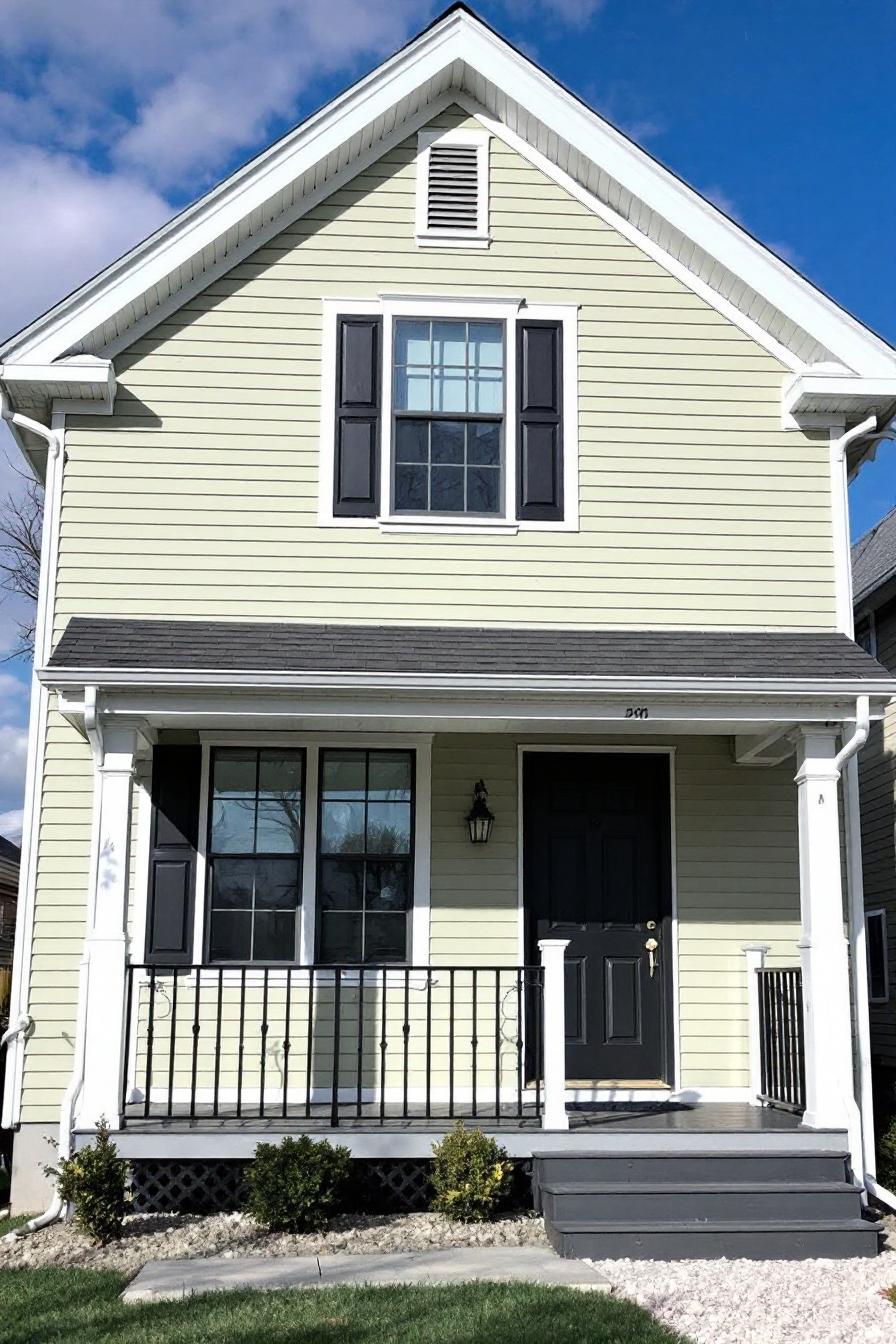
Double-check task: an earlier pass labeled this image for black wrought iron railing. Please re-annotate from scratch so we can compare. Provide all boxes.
[121,964,545,1127]
[756,966,805,1114]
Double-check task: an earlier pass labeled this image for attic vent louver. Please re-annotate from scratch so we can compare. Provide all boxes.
[415,128,490,249]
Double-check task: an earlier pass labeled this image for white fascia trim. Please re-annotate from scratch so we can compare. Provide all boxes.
[318,294,579,534]
[783,374,896,423]
[0,359,115,412]
[6,10,894,378]
[415,126,491,249]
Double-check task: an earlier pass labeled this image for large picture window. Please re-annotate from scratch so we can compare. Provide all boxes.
[317,749,414,964]
[393,318,503,515]
[207,748,304,962]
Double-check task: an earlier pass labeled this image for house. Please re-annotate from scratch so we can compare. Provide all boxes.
[853,508,896,1111]
[1,5,896,1257]
[0,837,19,978]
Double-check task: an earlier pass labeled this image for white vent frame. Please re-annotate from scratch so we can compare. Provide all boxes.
[415,128,490,249]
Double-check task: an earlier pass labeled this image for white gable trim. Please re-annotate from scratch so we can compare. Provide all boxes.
[2,8,895,380]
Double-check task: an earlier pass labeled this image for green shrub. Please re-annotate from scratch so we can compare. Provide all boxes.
[246,1135,352,1232]
[430,1122,514,1222]
[51,1118,128,1244]
[878,1113,896,1189]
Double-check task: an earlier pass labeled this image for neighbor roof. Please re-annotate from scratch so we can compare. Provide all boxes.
[3,4,896,386]
[46,617,893,685]
[853,506,896,608]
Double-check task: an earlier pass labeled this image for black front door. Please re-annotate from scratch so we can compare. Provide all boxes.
[524,751,672,1084]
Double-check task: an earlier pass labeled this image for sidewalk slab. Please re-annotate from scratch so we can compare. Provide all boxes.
[122,1248,610,1302]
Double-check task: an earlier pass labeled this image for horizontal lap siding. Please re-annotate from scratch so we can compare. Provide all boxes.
[56,108,836,635]
[859,601,896,1066]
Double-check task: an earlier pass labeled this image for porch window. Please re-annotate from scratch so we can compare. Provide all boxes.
[317,748,414,964]
[393,319,504,515]
[207,748,304,962]
[866,908,889,1003]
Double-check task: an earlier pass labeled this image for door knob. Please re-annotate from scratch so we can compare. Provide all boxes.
[645,937,659,978]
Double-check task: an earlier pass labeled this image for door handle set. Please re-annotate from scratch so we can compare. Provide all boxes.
[644,936,659,978]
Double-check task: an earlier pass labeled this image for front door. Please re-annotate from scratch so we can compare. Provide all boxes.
[524,751,673,1084]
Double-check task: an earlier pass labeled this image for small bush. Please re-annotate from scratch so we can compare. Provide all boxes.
[878,1113,896,1189]
[246,1135,351,1232]
[51,1118,128,1244]
[881,1284,896,1309]
[430,1122,514,1222]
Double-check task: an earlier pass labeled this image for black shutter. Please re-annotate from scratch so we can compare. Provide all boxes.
[334,315,382,517]
[516,320,563,521]
[145,745,201,965]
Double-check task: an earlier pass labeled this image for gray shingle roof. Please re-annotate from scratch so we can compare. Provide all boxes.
[46,617,893,682]
[853,505,896,607]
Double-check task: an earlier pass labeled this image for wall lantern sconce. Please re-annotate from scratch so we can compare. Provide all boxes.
[466,780,495,844]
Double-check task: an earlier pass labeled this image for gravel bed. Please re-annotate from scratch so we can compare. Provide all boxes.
[0,1210,546,1274]
[590,1238,896,1344]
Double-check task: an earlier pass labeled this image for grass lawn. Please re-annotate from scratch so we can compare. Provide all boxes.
[0,1268,690,1344]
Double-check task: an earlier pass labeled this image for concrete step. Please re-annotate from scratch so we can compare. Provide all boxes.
[546,1217,883,1261]
[539,1180,861,1224]
[533,1150,851,1187]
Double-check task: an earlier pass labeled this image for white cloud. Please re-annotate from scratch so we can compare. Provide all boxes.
[0,809,24,843]
[0,723,29,817]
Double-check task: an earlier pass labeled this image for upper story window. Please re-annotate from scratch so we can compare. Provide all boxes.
[394,319,503,515]
[415,129,490,249]
[866,908,889,1003]
[322,297,578,533]
[855,612,877,658]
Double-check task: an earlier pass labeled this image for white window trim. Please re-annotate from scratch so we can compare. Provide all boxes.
[319,294,579,534]
[171,732,433,972]
[866,907,889,1004]
[415,127,490,250]
[855,609,878,659]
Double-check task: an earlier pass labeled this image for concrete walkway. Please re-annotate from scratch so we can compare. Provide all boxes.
[123,1248,610,1302]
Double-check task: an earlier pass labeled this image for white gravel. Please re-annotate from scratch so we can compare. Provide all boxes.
[0,1210,546,1274]
[589,1236,896,1344]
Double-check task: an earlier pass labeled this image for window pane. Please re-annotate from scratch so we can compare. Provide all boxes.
[321,800,366,853]
[322,750,366,797]
[432,320,467,368]
[211,750,256,852]
[430,465,464,511]
[319,857,364,910]
[253,858,301,910]
[470,371,503,414]
[367,802,411,854]
[368,753,412,800]
[395,463,428,511]
[366,861,409,911]
[394,418,428,464]
[394,368,431,413]
[211,857,255,910]
[468,422,500,466]
[467,466,500,514]
[210,910,252,961]
[395,320,431,366]
[253,910,296,961]
[431,420,464,464]
[365,914,406,963]
[432,370,467,413]
[469,322,503,368]
[319,911,362,963]
[255,801,302,852]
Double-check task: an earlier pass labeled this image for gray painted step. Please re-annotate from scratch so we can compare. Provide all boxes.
[533,1151,850,1185]
[539,1181,860,1223]
[546,1218,882,1261]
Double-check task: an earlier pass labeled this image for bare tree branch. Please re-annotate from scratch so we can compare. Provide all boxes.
[0,458,43,660]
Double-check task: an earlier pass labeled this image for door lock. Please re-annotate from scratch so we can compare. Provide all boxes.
[644,937,659,978]
[646,920,657,931]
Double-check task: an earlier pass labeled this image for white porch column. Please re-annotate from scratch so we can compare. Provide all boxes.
[742,943,770,1104]
[794,729,855,1134]
[76,724,138,1128]
[538,938,570,1130]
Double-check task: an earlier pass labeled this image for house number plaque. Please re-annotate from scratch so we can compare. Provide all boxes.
[625,707,649,719]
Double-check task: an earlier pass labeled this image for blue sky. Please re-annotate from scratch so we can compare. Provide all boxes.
[0,0,893,836]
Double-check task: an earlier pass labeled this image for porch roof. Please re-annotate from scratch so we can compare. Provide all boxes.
[47,616,892,685]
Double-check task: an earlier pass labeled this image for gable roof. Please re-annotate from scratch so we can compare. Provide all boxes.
[3,2,896,405]
[853,505,896,608]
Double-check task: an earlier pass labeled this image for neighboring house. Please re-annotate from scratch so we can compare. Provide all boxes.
[0,838,19,977]
[2,6,896,1256]
[853,509,896,1105]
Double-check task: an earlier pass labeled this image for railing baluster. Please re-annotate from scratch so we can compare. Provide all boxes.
[305,968,315,1118]
[331,968,342,1127]
[425,968,433,1120]
[213,967,223,1119]
[144,967,156,1118]
[356,970,365,1119]
[282,968,292,1120]
[121,965,134,1124]
[167,969,179,1118]
[757,967,805,1114]
[189,968,201,1119]
[236,967,246,1120]
[448,969,455,1120]
[471,968,478,1119]
[402,968,410,1119]
[494,969,501,1122]
[379,967,387,1124]
[259,968,269,1118]
[515,969,523,1119]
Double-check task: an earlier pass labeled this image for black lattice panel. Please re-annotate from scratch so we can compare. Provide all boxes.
[353,1159,433,1211]
[130,1160,248,1214]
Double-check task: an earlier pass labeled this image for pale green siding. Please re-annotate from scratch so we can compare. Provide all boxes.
[55,107,837,639]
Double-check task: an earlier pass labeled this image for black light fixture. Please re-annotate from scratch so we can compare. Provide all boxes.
[466,779,495,844]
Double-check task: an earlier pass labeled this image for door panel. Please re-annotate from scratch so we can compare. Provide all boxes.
[524,752,672,1083]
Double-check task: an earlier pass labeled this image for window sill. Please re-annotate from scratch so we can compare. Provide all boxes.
[378,515,519,536]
